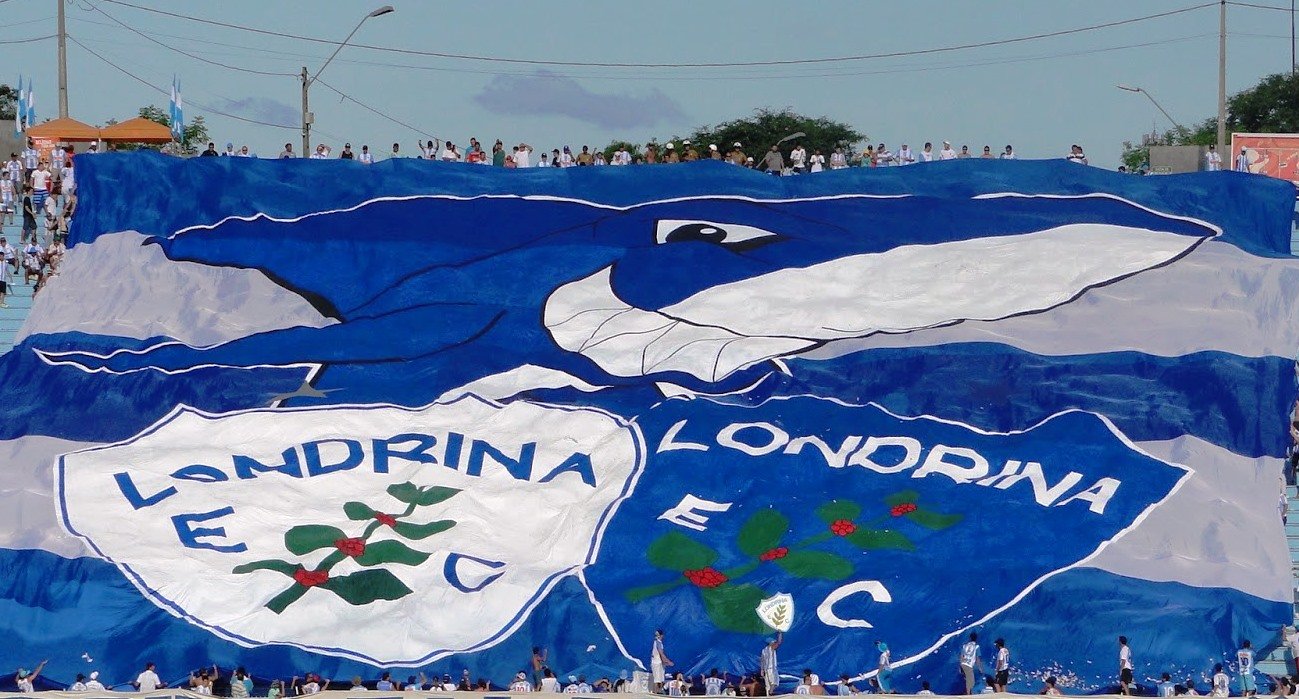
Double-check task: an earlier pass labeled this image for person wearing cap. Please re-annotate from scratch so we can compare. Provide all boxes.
[509,672,532,692]
[650,629,673,693]
[939,141,957,160]
[85,672,105,691]
[683,141,699,162]
[359,145,374,165]
[16,660,48,693]
[339,144,355,160]
[760,632,783,693]
[1235,147,1252,172]
[1205,143,1222,171]
[730,142,746,166]
[222,142,236,157]
[708,144,722,161]
[562,674,581,694]
[876,641,894,694]
[662,143,678,164]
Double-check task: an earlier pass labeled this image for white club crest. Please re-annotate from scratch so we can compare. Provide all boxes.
[756,592,794,632]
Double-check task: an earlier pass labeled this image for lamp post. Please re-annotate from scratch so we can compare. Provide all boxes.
[1116,84,1186,132]
[301,5,394,155]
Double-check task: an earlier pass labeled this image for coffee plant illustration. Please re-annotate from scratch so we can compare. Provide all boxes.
[626,490,961,633]
[233,481,458,613]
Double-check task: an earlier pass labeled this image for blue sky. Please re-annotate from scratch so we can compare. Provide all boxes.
[3,0,1296,166]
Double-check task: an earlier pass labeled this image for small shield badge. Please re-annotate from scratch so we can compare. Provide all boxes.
[756,592,795,632]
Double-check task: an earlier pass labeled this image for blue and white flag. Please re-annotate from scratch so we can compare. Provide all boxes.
[4,156,1296,693]
[14,75,24,135]
[24,79,34,129]
[169,76,183,140]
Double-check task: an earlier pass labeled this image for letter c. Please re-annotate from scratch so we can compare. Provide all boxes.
[817,581,892,628]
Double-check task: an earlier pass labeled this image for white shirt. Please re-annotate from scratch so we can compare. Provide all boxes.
[794,685,811,695]
[830,152,847,168]
[301,681,320,694]
[920,149,934,162]
[516,148,532,168]
[85,680,105,691]
[540,677,561,693]
[878,650,891,671]
[4,160,20,181]
[1206,150,1222,171]
[137,670,162,692]
[1212,672,1229,696]
[21,148,38,169]
[1000,150,1016,160]
[30,169,50,191]
[510,681,532,692]
[704,677,724,695]
[810,154,825,172]
[995,647,1010,671]
[442,147,461,162]
[960,641,980,668]
[17,677,33,693]
[940,147,957,160]
[652,637,665,667]
[897,147,914,164]
[69,682,87,692]
[61,166,74,193]
[359,152,374,164]
[1238,647,1254,674]
[1119,645,1132,670]
[790,147,807,168]
[564,684,581,694]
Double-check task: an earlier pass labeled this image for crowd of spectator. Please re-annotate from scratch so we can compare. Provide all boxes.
[188,137,1093,175]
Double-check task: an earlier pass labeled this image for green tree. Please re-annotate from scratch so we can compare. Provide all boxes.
[680,107,866,163]
[1120,71,1299,170]
[134,104,208,155]
[1120,118,1216,172]
[0,84,16,121]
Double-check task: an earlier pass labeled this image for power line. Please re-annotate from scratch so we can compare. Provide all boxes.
[86,3,296,77]
[0,34,55,44]
[99,0,1216,69]
[1228,1,1291,10]
[313,78,440,143]
[67,34,297,130]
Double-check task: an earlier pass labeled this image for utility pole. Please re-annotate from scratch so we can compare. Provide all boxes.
[57,0,68,118]
[1291,0,1295,75]
[1217,0,1227,154]
[301,66,311,155]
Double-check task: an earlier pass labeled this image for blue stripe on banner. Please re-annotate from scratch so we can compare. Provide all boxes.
[776,343,1294,459]
[71,152,1295,257]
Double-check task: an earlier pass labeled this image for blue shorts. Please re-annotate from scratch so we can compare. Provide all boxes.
[877,669,893,693]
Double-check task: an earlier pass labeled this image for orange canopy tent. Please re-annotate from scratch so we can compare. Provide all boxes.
[23,117,101,142]
[99,117,173,144]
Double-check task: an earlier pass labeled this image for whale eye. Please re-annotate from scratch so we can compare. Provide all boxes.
[655,219,781,250]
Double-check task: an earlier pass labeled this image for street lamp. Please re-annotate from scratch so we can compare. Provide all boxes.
[300,5,394,155]
[1116,84,1185,132]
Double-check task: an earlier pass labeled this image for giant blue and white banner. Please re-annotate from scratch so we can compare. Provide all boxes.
[3,154,1295,693]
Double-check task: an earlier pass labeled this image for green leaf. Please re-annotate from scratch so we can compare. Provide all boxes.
[646,531,717,571]
[354,539,431,567]
[737,509,788,557]
[906,509,963,530]
[320,569,413,605]
[700,583,770,634]
[266,584,310,614]
[774,550,853,580]
[846,528,915,551]
[816,500,861,523]
[387,482,461,507]
[625,579,687,604]
[884,490,921,507]
[232,559,299,577]
[391,519,456,540]
[343,501,376,520]
[284,524,346,555]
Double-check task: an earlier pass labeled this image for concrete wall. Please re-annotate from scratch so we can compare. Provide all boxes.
[1149,145,1206,174]
[0,120,23,159]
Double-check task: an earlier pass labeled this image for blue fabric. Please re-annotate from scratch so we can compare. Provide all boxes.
[4,153,1289,692]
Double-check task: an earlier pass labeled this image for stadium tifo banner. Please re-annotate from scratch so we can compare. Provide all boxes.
[3,154,1295,693]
